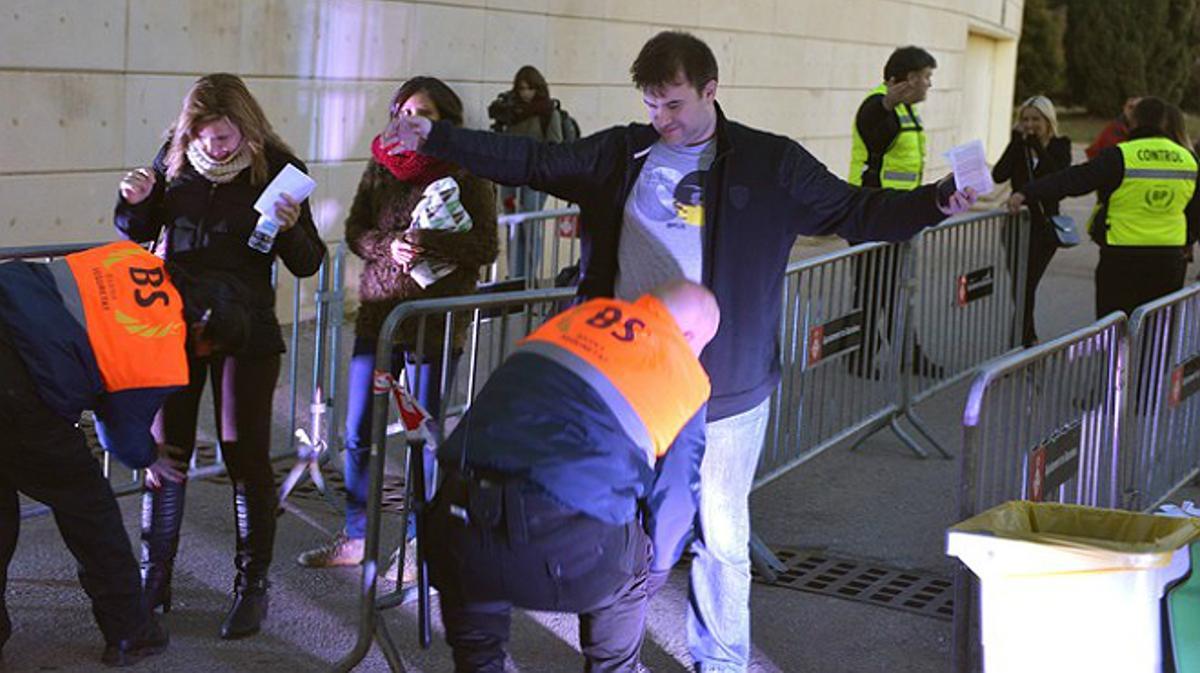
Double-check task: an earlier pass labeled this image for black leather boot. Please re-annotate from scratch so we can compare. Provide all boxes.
[101,614,168,667]
[219,484,275,639]
[219,575,269,640]
[139,479,186,614]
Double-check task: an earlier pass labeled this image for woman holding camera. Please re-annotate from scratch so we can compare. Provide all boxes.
[992,95,1072,347]
[488,65,563,277]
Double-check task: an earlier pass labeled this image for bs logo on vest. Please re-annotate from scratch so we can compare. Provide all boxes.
[554,304,645,343]
[64,241,187,392]
[101,246,180,336]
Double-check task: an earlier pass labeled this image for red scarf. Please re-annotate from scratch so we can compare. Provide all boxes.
[371,134,457,184]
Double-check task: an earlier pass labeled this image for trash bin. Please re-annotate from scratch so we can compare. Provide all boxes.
[947,501,1200,673]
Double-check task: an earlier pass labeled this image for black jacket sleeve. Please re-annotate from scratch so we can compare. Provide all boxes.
[271,157,327,278]
[855,94,901,154]
[993,135,1072,189]
[1188,173,1200,245]
[114,145,169,243]
[778,140,944,242]
[992,136,1022,185]
[1021,146,1124,203]
[422,121,618,205]
[1044,137,1073,174]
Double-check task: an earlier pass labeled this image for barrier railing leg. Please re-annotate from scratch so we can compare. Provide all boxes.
[881,416,930,459]
[951,564,977,673]
[374,618,407,672]
[332,368,394,672]
[411,442,433,649]
[278,386,342,513]
[749,532,786,584]
[900,409,953,459]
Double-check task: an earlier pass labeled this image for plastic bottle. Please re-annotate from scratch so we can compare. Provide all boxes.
[247,213,278,253]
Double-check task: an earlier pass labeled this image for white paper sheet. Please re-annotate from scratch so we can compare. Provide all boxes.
[943,139,995,196]
[253,163,317,217]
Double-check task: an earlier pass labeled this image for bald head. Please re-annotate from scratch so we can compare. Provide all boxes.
[650,280,720,355]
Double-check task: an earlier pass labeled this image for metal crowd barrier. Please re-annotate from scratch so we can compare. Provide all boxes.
[279,241,348,511]
[758,241,909,486]
[901,209,1029,455]
[333,286,575,672]
[496,206,581,287]
[1124,284,1200,512]
[951,313,1127,673]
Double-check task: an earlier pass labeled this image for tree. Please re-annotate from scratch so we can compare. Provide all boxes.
[1065,0,1197,116]
[1183,4,1200,113]
[1015,0,1066,103]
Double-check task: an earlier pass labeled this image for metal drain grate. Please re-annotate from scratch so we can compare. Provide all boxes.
[756,548,953,621]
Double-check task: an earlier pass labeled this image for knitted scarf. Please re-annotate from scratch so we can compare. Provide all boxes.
[186,142,251,184]
[371,134,456,184]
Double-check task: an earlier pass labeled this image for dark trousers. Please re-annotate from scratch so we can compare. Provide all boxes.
[0,331,147,645]
[847,242,905,375]
[342,336,457,539]
[427,468,651,673]
[1008,220,1060,347]
[155,352,281,579]
[1095,247,1187,319]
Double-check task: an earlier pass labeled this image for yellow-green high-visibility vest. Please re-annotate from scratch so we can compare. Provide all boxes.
[849,83,926,191]
[1092,137,1198,246]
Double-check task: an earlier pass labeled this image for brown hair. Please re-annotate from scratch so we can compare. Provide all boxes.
[390,76,465,128]
[1164,103,1193,149]
[512,65,550,102]
[630,31,718,94]
[165,73,292,185]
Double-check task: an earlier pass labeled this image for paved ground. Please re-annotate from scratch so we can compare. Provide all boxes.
[5,167,1199,672]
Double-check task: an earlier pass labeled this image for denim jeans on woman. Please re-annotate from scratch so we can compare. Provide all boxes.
[688,397,771,673]
[342,336,457,540]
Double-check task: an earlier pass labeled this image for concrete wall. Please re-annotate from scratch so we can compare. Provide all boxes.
[1,0,1023,258]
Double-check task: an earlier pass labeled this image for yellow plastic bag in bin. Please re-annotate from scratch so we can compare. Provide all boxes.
[948,501,1200,673]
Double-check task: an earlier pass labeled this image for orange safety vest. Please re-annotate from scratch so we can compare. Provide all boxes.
[57,242,189,392]
[517,295,711,463]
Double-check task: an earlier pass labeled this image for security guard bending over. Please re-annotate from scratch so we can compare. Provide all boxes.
[0,241,246,667]
[1012,97,1200,317]
[426,280,718,673]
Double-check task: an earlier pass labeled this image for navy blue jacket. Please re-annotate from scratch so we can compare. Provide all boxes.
[0,261,169,469]
[421,103,948,420]
[438,353,704,571]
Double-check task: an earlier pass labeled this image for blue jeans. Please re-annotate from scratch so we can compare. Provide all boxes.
[688,398,771,672]
[501,185,548,279]
[342,336,457,540]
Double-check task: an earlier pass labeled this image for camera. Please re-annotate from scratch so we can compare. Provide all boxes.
[487,91,520,132]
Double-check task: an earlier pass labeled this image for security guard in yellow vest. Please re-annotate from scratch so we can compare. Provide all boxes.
[425,280,717,673]
[0,242,248,667]
[848,46,937,193]
[846,46,942,378]
[1013,97,1200,318]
